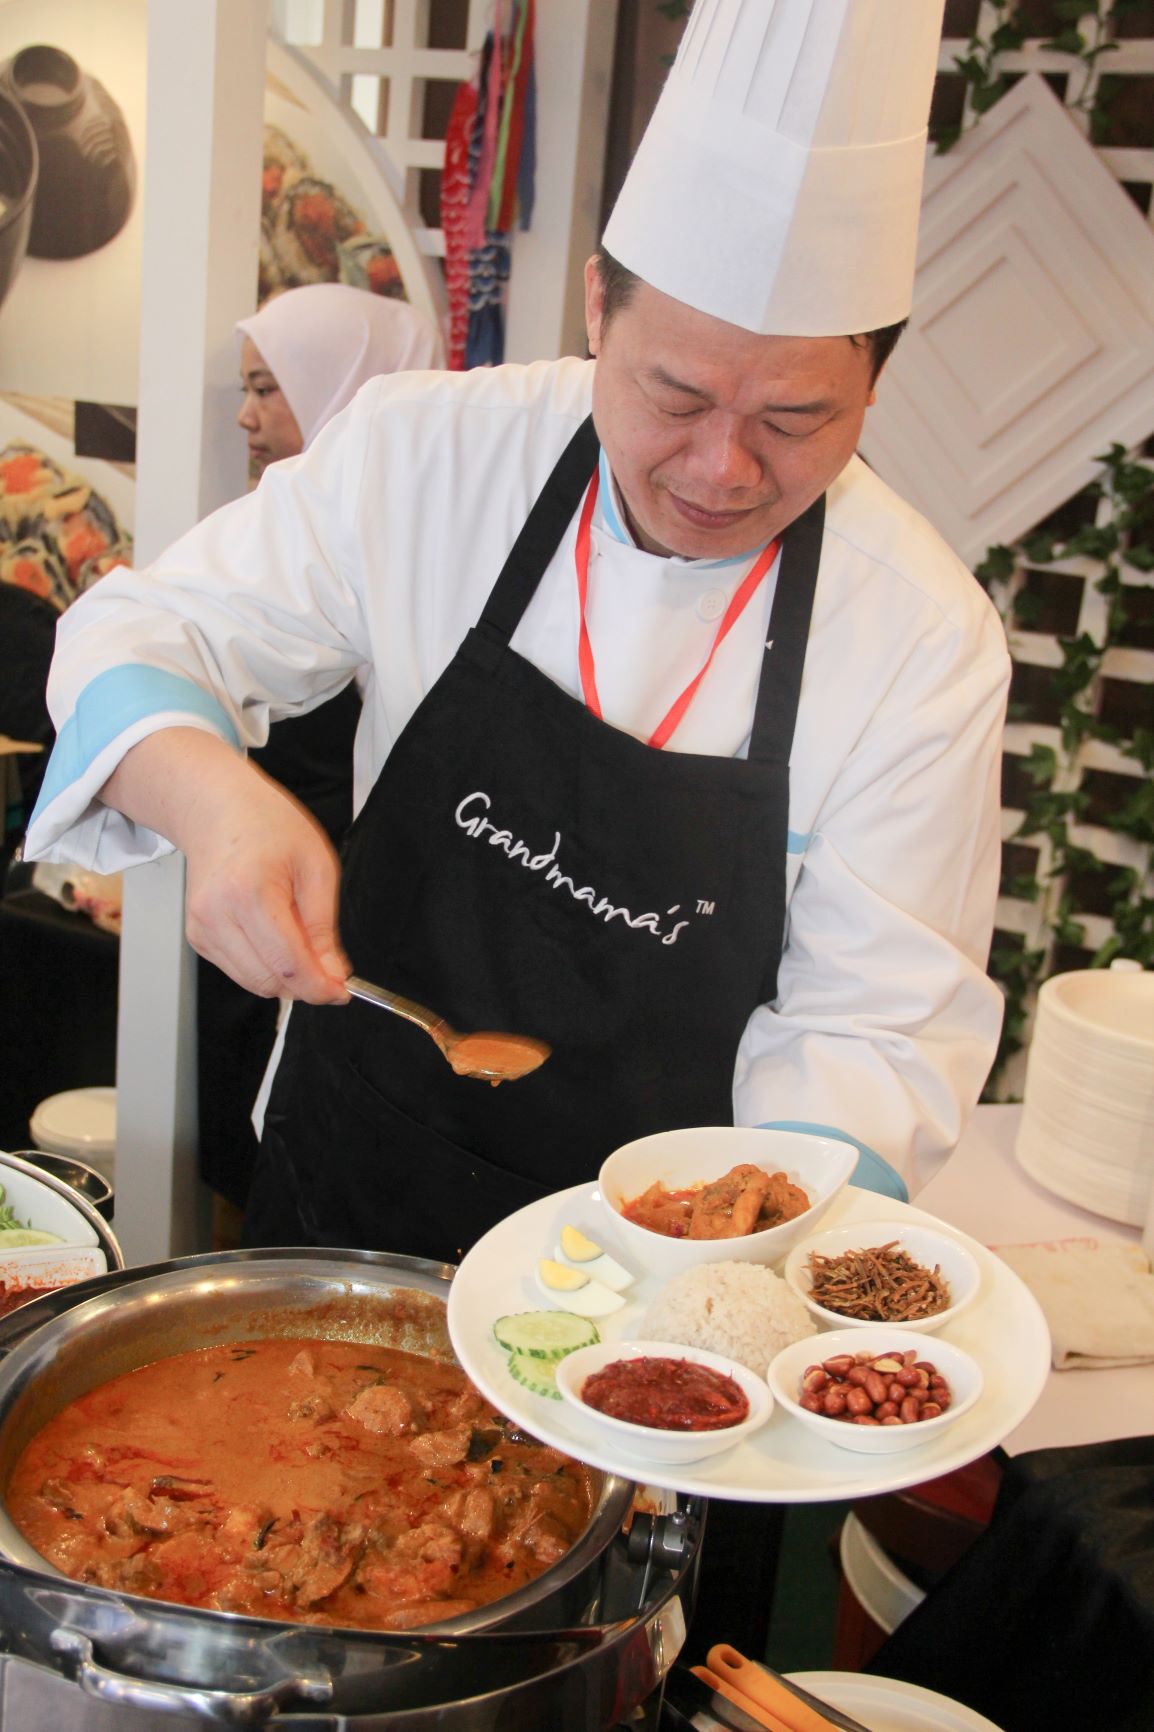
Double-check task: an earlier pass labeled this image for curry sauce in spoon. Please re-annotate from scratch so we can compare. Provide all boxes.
[345,976,550,1084]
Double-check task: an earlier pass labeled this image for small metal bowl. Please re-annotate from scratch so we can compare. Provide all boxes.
[7,1150,113,1220]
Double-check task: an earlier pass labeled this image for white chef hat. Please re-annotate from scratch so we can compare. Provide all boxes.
[237,284,444,447]
[602,0,945,337]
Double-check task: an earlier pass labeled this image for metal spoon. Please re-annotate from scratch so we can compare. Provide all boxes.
[345,976,551,1085]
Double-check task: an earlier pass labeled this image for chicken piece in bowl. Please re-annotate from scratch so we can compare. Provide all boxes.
[598,1126,857,1280]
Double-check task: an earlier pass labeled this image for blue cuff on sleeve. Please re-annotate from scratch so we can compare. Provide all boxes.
[757,1120,909,1203]
[32,664,240,824]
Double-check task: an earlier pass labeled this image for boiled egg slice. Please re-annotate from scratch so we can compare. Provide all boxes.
[556,1224,634,1293]
[536,1258,625,1317]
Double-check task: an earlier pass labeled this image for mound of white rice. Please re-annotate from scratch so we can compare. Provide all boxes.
[641,1260,815,1373]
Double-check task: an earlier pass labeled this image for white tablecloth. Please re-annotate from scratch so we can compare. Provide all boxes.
[919,1103,1154,1455]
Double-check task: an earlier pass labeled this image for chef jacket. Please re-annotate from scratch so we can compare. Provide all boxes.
[26,357,1010,1198]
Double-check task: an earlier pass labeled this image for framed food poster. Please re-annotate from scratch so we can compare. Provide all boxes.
[0,6,440,403]
[263,38,444,329]
[0,0,147,404]
[0,394,134,610]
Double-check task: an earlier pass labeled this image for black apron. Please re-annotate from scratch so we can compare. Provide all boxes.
[253,418,824,1263]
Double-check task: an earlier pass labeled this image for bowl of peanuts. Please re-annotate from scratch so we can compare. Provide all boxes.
[765,1326,984,1454]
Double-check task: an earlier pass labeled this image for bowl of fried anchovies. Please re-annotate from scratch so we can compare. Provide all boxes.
[783,1220,982,1333]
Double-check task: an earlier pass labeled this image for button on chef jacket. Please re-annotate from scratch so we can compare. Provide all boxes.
[26,357,1010,1199]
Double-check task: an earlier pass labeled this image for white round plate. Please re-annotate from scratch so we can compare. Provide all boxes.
[786,1671,1006,1731]
[447,1184,1050,1502]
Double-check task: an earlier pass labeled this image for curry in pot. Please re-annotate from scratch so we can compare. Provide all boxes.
[6,1337,596,1631]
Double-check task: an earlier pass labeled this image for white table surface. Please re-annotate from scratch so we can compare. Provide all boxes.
[918,1103,1154,1456]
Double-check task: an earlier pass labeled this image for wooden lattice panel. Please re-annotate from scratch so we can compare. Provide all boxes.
[930,5,1154,1094]
[273,0,491,258]
[859,75,1154,569]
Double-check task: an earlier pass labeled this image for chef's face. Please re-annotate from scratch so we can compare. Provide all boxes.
[584,259,877,561]
[237,337,304,474]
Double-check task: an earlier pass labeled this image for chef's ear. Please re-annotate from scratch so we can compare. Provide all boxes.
[866,361,888,408]
[584,255,605,358]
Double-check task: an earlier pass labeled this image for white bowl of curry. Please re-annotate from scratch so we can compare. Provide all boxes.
[598,1126,857,1280]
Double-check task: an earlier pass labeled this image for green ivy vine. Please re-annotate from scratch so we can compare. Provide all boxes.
[976,446,1154,1086]
[936,0,1144,153]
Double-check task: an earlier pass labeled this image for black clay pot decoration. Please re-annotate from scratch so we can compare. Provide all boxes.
[1,43,135,260]
[0,86,37,311]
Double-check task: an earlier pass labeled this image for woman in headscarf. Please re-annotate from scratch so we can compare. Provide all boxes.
[199,284,445,1224]
[236,283,444,472]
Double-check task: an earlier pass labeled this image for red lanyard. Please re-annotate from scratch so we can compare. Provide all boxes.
[574,468,780,750]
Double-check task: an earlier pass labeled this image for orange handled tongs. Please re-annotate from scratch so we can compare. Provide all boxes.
[687,1643,874,1732]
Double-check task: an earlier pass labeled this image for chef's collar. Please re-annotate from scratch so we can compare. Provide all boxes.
[596,448,769,570]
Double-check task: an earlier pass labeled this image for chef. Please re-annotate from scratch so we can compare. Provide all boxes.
[26,0,1008,1262]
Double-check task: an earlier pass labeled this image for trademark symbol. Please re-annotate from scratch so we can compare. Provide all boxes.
[696,899,715,916]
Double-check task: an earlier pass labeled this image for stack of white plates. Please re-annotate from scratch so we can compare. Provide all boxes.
[1016,965,1154,1227]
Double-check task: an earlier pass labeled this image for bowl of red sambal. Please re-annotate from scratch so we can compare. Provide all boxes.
[555,1339,773,1465]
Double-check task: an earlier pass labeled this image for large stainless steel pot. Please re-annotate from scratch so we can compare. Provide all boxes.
[0,1249,702,1728]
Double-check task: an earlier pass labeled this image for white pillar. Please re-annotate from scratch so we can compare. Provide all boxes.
[115,0,269,1266]
[504,0,619,363]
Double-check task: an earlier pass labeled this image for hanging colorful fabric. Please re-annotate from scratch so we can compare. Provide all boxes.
[464,1,504,252]
[515,39,536,230]
[439,0,538,369]
[490,0,534,234]
[442,78,478,370]
[463,32,507,368]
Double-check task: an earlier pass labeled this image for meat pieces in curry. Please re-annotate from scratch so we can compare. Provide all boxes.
[622,1162,810,1240]
[6,1337,595,1632]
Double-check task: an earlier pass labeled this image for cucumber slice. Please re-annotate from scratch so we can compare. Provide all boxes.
[507,1349,562,1399]
[493,1311,599,1360]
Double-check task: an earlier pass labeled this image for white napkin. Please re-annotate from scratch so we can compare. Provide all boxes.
[994,1237,1154,1370]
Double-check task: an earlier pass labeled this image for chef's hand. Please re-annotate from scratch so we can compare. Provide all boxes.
[100,727,351,1003]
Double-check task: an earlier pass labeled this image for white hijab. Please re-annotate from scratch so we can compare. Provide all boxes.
[237,283,444,447]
